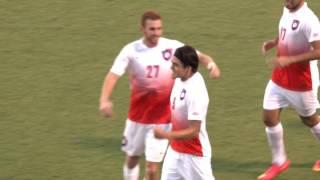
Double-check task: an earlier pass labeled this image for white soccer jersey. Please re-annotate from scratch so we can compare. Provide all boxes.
[272,2,320,91]
[110,37,184,124]
[169,72,212,157]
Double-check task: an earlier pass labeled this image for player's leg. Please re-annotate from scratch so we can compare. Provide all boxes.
[160,147,182,180]
[123,156,140,180]
[299,113,320,172]
[308,65,320,171]
[263,109,287,165]
[144,124,170,180]
[258,114,291,180]
[289,88,320,172]
[122,119,146,180]
[182,153,215,180]
[144,161,160,180]
[259,81,290,180]
[262,81,288,165]
[300,113,319,127]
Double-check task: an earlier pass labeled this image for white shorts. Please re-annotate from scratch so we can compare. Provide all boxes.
[263,80,319,117]
[161,147,215,180]
[121,119,170,162]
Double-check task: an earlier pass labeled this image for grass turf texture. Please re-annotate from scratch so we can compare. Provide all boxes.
[1,0,320,179]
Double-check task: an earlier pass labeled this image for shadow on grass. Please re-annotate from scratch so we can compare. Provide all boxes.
[213,158,315,176]
[73,136,122,154]
[213,158,267,175]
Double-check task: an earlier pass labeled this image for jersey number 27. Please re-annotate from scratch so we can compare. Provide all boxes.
[146,65,160,78]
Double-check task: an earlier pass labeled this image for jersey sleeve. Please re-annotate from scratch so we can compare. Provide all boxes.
[173,39,202,55]
[110,45,130,76]
[304,15,320,43]
[187,82,209,121]
[172,39,184,48]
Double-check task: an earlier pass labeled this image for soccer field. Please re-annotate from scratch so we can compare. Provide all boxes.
[1,0,320,179]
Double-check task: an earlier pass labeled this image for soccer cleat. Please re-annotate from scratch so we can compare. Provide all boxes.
[257,160,291,180]
[313,160,320,172]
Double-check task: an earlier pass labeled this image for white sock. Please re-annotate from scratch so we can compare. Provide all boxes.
[266,123,287,165]
[311,122,320,141]
[123,164,139,180]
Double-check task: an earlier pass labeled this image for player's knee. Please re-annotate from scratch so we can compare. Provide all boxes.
[145,163,158,176]
[262,110,280,127]
[301,118,318,127]
[126,156,140,169]
[300,114,319,128]
[262,117,278,127]
[146,167,157,175]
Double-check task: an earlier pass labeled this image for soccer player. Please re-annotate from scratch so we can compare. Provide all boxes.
[154,45,215,180]
[99,10,220,180]
[258,0,320,179]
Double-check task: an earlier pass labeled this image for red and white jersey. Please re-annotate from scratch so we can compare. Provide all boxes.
[110,37,184,124]
[170,72,212,157]
[272,3,320,91]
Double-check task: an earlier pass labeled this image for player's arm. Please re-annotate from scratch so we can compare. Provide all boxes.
[198,52,220,79]
[99,72,120,117]
[272,40,320,67]
[262,37,278,55]
[154,120,201,140]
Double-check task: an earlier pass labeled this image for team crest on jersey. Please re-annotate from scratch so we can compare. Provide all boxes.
[291,20,300,30]
[162,49,173,61]
[180,89,186,100]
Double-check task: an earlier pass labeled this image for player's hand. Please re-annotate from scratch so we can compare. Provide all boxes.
[207,62,220,79]
[99,100,113,118]
[261,42,269,55]
[269,56,292,68]
[261,40,277,55]
[154,127,168,139]
[209,66,220,79]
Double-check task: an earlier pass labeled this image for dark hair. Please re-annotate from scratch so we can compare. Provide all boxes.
[141,10,161,27]
[174,45,199,73]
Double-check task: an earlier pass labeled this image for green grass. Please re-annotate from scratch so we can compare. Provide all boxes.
[1,0,320,179]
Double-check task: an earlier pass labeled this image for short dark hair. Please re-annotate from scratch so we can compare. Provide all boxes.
[141,10,161,27]
[174,45,199,73]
